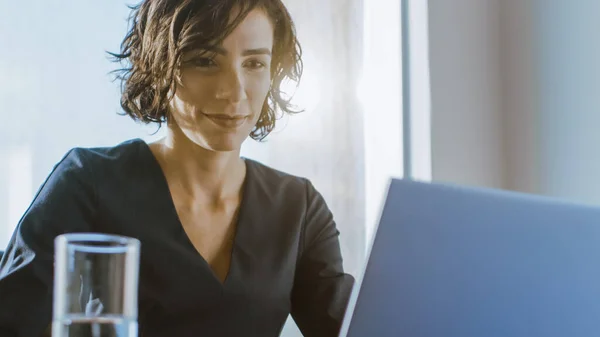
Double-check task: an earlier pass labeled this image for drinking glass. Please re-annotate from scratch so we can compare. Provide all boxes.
[52,233,141,337]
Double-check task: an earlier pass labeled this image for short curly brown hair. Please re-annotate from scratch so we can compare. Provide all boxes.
[109,0,303,141]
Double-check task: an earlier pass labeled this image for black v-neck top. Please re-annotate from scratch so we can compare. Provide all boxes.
[0,139,354,337]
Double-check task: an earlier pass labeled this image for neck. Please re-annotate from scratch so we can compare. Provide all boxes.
[150,127,246,203]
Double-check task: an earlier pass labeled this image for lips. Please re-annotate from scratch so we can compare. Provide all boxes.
[201,113,248,128]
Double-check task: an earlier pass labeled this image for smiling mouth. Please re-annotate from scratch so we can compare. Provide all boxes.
[201,112,248,128]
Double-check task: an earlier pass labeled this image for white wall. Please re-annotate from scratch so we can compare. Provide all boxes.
[533,0,600,205]
[429,0,600,206]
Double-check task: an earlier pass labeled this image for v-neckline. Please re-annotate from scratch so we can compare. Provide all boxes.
[136,138,252,288]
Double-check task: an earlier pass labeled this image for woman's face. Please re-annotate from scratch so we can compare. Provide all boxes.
[169,9,273,152]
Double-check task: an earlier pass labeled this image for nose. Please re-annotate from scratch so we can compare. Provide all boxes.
[215,69,247,103]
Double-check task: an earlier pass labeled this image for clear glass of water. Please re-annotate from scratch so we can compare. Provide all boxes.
[52,233,141,337]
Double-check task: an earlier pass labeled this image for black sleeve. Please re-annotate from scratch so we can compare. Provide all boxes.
[0,149,96,337]
[290,179,355,337]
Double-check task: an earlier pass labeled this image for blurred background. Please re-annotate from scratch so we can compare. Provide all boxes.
[2,0,599,335]
[429,0,600,205]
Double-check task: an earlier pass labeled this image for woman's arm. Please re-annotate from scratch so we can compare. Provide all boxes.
[0,149,96,337]
[290,179,355,337]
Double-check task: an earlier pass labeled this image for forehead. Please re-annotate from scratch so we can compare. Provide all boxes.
[221,9,274,50]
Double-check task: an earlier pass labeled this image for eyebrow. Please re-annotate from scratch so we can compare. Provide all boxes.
[199,46,272,56]
[242,48,272,56]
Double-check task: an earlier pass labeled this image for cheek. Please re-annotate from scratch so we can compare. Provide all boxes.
[169,86,210,124]
[176,70,215,102]
[169,94,195,127]
[248,76,271,106]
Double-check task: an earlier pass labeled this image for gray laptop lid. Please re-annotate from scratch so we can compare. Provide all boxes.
[340,179,600,337]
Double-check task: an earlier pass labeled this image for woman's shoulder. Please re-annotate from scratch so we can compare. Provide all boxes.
[57,138,147,172]
[66,138,145,162]
[47,138,151,190]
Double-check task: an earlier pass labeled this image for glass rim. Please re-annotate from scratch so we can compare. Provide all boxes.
[55,232,140,248]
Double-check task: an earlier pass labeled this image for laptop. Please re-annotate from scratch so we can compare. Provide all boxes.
[340,178,600,337]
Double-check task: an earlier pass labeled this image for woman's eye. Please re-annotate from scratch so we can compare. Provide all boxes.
[191,57,217,68]
[244,60,267,70]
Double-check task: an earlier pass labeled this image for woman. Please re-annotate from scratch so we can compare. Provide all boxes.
[0,0,354,336]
